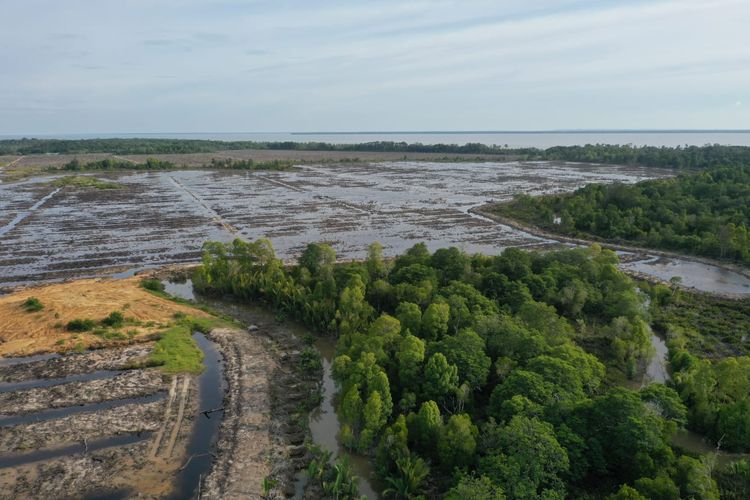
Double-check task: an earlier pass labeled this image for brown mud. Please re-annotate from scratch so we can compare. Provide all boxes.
[0,161,670,291]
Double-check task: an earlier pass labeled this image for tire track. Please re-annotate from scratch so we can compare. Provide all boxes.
[165,376,190,458]
[0,188,61,238]
[148,376,179,458]
[168,176,239,236]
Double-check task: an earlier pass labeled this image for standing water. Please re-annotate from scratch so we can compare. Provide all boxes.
[160,277,380,498]
[169,331,225,500]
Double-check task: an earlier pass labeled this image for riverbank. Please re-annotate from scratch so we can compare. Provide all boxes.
[473,204,750,298]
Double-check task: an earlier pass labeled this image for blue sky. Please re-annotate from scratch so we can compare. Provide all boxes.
[1,0,748,134]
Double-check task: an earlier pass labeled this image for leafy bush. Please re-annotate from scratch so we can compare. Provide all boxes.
[140,278,165,292]
[299,347,322,373]
[22,297,44,312]
[66,318,96,332]
[101,311,125,327]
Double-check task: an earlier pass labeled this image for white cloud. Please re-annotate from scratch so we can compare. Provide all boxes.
[0,0,749,133]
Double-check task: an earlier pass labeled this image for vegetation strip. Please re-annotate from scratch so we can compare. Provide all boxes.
[3,140,750,171]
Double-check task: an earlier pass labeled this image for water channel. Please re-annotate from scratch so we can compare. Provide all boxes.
[162,277,380,498]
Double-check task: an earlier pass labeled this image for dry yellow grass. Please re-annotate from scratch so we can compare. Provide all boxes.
[0,277,208,356]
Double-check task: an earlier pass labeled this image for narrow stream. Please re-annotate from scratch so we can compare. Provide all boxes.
[643,331,670,385]
[308,338,380,499]
[161,277,380,499]
[169,331,225,500]
[640,327,750,465]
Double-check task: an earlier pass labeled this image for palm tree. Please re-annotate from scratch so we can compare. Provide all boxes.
[382,451,430,499]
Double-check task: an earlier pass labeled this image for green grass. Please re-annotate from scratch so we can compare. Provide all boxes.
[148,316,231,374]
[51,175,121,190]
[21,297,44,312]
[150,323,204,374]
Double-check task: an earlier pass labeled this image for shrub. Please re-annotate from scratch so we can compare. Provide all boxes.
[101,311,125,328]
[22,297,44,312]
[299,347,322,373]
[66,318,96,332]
[140,278,165,292]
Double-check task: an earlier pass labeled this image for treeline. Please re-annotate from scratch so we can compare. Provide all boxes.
[3,138,750,169]
[192,238,748,498]
[494,165,750,264]
[58,157,293,172]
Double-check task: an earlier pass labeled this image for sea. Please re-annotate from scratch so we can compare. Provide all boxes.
[2,131,750,148]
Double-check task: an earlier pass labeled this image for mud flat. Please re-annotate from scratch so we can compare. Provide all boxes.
[0,161,670,289]
[0,345,199,499]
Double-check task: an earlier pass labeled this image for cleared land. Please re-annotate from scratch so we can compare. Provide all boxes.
[0,277,208,356]
[0,161,670,289]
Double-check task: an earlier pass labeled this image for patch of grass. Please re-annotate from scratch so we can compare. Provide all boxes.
[149,323,204,374]
[140,278,165,292]
[101,311,125,328]
[55,339,66,346]
[51,175,121,190]
[66,318,96,332]
[21,297,44,312]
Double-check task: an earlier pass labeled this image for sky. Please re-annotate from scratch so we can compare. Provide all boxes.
[1,0,749,135]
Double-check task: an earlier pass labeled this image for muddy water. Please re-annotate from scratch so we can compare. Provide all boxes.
[622,256,750,296]
[0,162,670,288]
[0,392,166,427]
[161,278,380,498]
[170,332,225,500]
[0,432,152,469]
[0,370,119,393]
[0,353,60,367]
[309,338,379,499]
[644,332,670,385]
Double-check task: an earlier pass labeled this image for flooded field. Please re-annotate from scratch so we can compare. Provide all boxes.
[0,161,668,289]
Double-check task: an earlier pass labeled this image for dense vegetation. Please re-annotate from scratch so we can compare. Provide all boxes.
[644,282,750,358]
[57,157,293,172]
[192,238,750,498]
[3,139,750,170]
[492,165,750,264]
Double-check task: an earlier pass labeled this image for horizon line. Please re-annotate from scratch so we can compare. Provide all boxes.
[2,128,750,139]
